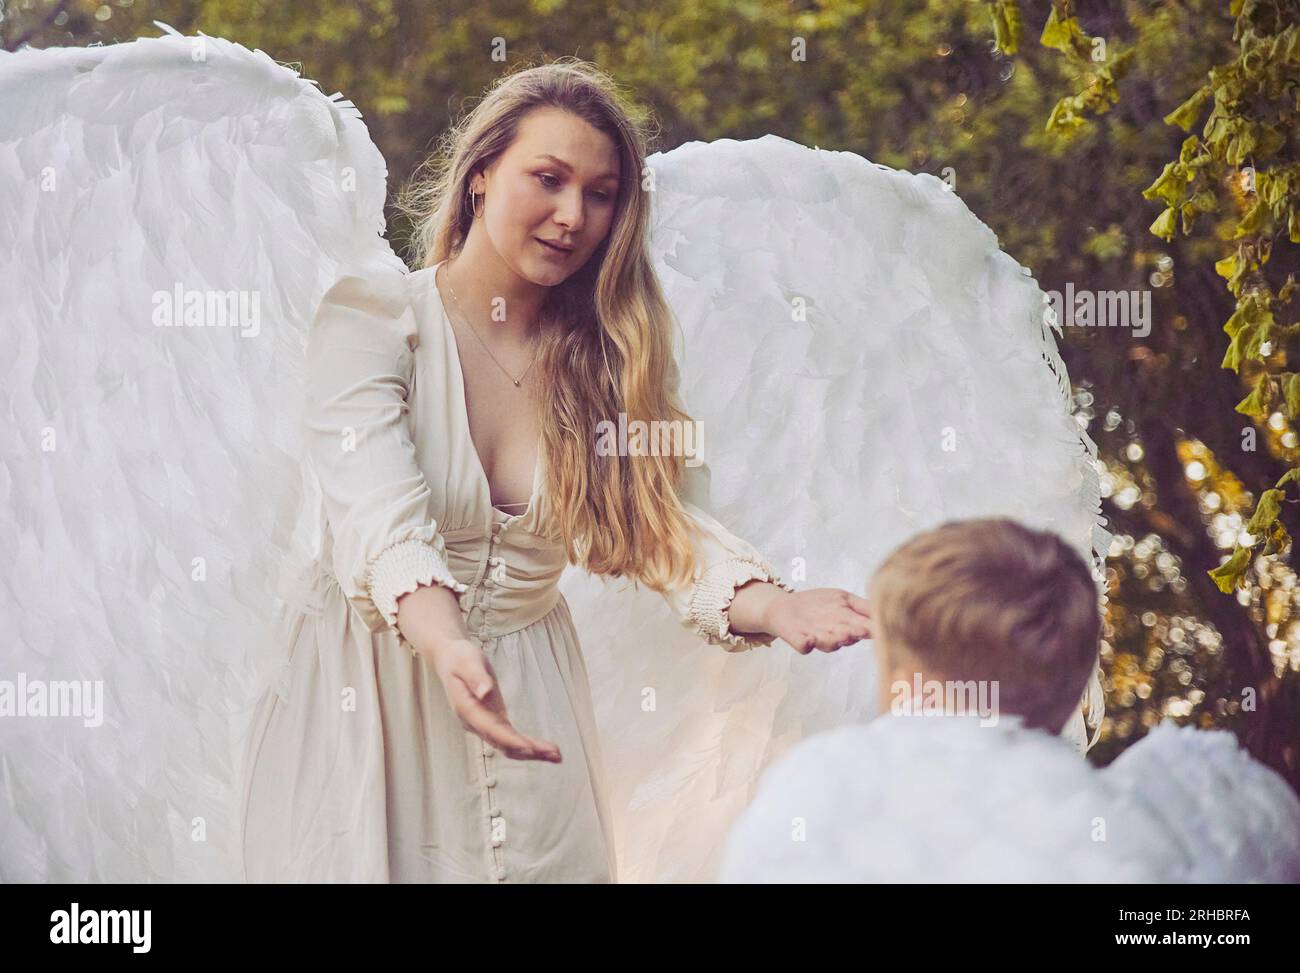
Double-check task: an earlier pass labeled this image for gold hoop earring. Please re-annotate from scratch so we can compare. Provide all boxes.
[468,186,484,220]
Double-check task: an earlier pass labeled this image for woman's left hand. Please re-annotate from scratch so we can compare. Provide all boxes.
[761,588,874,655]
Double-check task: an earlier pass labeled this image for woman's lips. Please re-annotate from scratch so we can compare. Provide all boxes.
[536,237,572,257]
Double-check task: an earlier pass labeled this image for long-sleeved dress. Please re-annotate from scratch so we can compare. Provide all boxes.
[237,259,794,883]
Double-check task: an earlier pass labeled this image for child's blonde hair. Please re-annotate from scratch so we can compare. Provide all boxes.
[870,517,1102,735]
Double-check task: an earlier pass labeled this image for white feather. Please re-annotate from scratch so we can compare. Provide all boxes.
[719,717,1300,882]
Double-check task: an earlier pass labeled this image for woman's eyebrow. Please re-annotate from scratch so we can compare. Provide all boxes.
[533,153,620,182]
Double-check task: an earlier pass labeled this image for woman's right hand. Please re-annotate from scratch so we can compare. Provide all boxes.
[426,637,563,763]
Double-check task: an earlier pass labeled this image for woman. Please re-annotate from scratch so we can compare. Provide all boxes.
[239,61,874,883]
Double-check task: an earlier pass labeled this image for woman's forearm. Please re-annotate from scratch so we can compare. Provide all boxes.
[728,580,790,637]
[395,583,473,658]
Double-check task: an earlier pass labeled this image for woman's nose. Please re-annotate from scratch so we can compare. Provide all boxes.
[552,190,585,231]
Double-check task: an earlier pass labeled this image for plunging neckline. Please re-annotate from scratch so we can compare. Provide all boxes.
[428,260,541,523]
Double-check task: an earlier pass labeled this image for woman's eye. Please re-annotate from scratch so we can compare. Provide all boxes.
[537,173,611,202]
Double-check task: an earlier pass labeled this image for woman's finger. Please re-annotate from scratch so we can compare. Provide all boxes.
[820,621,867,650]
[447,673,556,762]
[458,650,496,700]
[834,604,873,638]
[845,593,873,617]
[469,699,546,761]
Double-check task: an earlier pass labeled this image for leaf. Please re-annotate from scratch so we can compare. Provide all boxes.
[1040,7,1092,60]
[1234,199,1271,237]
[1262,169,1288,207]
[1045,96,1088,135]
[1150,206,1178,241]
[1221,302,1256,371]
[988,0,1022,55]
[1180,189,1217,234]
[1216,250,1250,297]
[1164,85,1212,131]
[1208,545,1252,594]
[1141,161,1189,208]
[1287,374,1300,417]
[1235,374,1272,419]
[1178,134,1203,165]
[1262,522,1290,557]
[1246,488,1285,536]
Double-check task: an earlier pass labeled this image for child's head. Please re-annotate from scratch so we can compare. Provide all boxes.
[868,517,1101,735]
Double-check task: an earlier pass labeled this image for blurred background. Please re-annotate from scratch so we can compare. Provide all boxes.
[5,0,1297,788]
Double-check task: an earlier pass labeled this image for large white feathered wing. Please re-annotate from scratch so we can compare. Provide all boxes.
[1101,722,1300,882]
[0,26,397,881]
[565,134,1112,883]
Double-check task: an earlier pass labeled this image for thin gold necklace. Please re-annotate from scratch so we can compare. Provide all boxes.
[443,259,540,388]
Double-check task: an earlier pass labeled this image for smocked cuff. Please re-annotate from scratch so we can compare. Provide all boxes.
[366,538,468,635]
[686,556,796,652]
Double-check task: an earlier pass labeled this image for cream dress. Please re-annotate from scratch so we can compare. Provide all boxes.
[238,259,794,883]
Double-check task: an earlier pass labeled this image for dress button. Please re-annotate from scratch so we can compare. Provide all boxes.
[485,774,497,787]
[494,866,507,881]
[483,746,495,758]
[491,836,503,848]
[489,807,502,818]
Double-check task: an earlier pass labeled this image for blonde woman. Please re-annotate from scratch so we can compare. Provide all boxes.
[239,62,874,883]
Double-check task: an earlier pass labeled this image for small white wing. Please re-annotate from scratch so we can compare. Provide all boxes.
[719,717,1176,883]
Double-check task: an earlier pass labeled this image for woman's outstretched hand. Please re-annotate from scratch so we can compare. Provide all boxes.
[762,588,874,655]
[428,637,563,763]
[397,584,562,763]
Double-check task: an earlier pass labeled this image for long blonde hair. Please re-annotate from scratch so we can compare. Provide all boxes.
[396,58,700,593]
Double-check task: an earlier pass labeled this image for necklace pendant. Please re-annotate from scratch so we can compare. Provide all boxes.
[513,379,521,387]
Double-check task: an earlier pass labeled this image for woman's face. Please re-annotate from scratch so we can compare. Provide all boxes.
[474,106,622,286]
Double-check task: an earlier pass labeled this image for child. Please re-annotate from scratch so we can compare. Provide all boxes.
[719,518,1300,883]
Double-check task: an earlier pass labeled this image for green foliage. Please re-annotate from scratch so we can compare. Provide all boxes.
[986,0,1023,54]
[998,0,1300,603]
[994,0,1300,782]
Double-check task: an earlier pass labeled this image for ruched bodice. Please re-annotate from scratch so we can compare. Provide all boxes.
[440,518,569,639]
